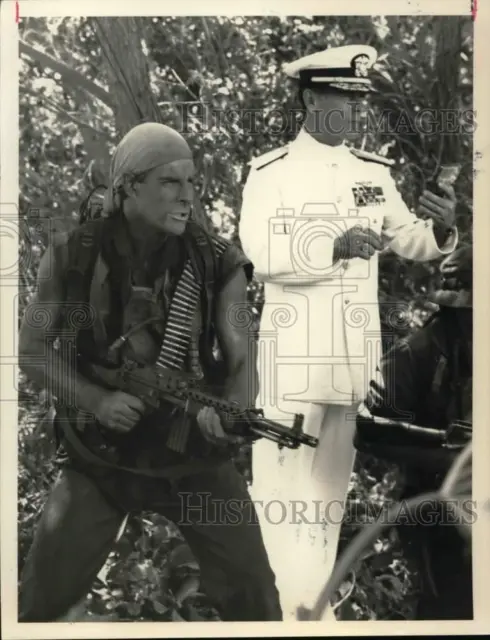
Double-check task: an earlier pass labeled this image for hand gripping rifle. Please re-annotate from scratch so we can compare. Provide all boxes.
[87,362,318,451]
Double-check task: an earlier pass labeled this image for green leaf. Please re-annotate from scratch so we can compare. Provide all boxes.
[126,601,142,617]
[152,600,168,615]
[377,69,395,84]
[369,551,395,573]
[168,543,199,571]
[184,603,211,621]
[337,600,360,621]
[171,609,186,621]
[175,576,200,606]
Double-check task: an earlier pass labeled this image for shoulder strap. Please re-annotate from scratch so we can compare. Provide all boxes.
[182,225,216,345]
[60,219,106,343]
[185,223,218,287]
[64,218,106,304]
[248,145,289,171]
[184,223,230,327]
[428,319,465,425]
[422,318,447,403]
[430,353,448,398]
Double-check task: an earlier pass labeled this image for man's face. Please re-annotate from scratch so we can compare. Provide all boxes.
[307,88,368,141]
[128,159,195,236]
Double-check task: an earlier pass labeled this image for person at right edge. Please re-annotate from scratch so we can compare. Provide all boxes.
[355,244,473,620]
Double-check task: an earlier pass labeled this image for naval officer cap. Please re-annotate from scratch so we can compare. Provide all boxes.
[283,44,378,93]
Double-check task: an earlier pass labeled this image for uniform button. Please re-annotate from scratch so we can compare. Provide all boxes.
[344,299,350,305]
[373,218,377,224]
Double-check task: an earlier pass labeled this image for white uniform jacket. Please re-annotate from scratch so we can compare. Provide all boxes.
[239,128,458,416]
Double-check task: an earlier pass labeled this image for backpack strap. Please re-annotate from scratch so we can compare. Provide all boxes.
[430,354,448,398]
[186,224,218,327]
[61,218,106,339]
[199,233,231,378]
[428,317,464,426]
[183,224,228,352]
[65,220,104,295]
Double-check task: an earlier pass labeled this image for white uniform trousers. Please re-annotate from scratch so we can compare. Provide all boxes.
[250,402,357,621]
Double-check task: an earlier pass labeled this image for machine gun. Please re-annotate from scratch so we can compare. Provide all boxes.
[86,361,318,451]
[354,402,472,470]
[355,402,472,449]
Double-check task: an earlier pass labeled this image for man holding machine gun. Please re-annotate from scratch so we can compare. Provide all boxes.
[18,122,286,622]
[355,244,473,619]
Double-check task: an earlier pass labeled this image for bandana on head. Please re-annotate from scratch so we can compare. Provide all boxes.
[103,122,193,215]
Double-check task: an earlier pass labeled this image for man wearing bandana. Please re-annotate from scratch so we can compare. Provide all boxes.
[18,123,282,622]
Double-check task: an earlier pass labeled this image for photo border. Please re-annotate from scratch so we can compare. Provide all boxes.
[1,0,489,637]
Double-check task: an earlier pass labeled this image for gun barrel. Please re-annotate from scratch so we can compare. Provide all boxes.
[249,424,288,446]
[250,416,319,449]
[369,415,447,440]
[301,433,320,447]
[356,403,460,447]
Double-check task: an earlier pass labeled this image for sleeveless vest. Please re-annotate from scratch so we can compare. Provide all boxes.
[53,216,232,476]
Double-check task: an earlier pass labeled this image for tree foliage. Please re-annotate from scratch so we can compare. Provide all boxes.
[18,15,473,621]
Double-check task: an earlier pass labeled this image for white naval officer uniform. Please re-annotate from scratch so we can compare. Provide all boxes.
[239,45,458,621]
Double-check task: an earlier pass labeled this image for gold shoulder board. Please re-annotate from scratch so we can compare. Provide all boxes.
[249,145,289,171]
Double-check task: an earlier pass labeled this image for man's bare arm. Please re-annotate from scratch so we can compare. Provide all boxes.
[214,267,259,409]
[19,243,108,415]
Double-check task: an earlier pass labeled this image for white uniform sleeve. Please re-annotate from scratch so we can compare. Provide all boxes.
[239,166,338,285]
[380,167,458,260]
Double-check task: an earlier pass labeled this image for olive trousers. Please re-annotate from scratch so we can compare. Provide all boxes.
[18,459,282,622]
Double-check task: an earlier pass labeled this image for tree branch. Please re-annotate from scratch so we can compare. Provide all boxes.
[19,40,115,110]
[22,86,111,140]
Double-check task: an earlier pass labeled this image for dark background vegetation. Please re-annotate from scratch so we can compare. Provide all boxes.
[18,15,473,621]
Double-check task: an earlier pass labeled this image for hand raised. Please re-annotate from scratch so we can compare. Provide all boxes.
[418,183,456,230]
